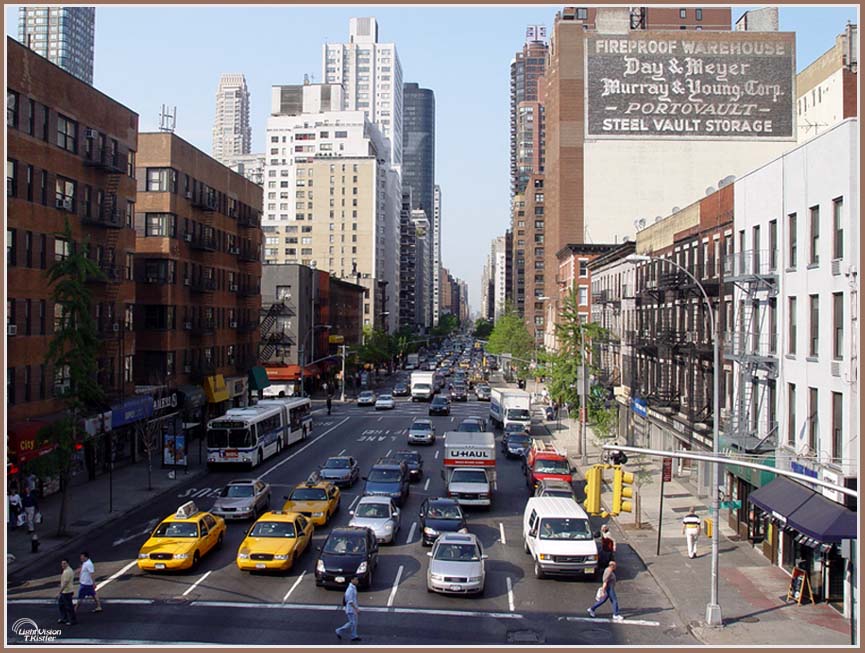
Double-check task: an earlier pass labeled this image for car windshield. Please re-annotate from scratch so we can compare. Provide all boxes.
[368,468,402,483]
[432,398,446,406]
[324,535,366,554]
[459,422,481,432]
[509,435,531,445]
[360,393,374,399]
[207,427,252,449]
[535,460,570,475]
[249,521,296,538]
[355,503,390,519]
[543,489,575,498]
[411,421,432,431]
[450,469,488,484]
[538,518,593,540]
[506,409,531,421]
[427,504,463,520]
[220,484,254,498]
[393,453,418,464]
[289,488,328,501]
[153,521,198,538]
[434,543,480,562]
[323,458,350,469]
[415,384,431,392]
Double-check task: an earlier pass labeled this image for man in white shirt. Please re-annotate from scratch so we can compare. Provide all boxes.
[335,577,361,641]
[682,507,702,559]
[75,552,102,613]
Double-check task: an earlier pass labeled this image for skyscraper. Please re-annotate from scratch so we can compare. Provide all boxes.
[212,73,252,164]
[323,17,404,172]
[510,26,548,198]
[432,185,442,325]
[17,6,95,84]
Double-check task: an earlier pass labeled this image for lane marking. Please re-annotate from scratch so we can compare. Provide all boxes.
[378,416,383,422]
[385,449,392,457]
[182,570,212,597]
[338,449,346,455]
[95,560,138,591]
[450,417,455,422]
[260,417,350,480]
[7,598,153,605]
[113,519,159,547]
[188,600,523,619]
[348,495,361,512]
[283,571,306,603]
[434,450,439,460]
[406,521,417,544]
[424,478,430,491]
[506,576,515,612]
[387,565,404,607]
[557,616,661,627]
[499,523,506,545]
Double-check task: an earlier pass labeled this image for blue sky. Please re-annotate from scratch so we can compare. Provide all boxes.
[6,4,859,314]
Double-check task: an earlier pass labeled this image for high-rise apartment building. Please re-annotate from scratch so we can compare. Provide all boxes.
[432,185,442,325]
[510,27,548,199]
[323,17,404,172]
[17,6,95,85]
[212,73,252,164]
[492,236,508,321]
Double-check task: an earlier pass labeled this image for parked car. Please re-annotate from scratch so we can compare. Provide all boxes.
[390,450,424,482]
[534,478,577,502]
[314,526,380,590]
[348,496,401,544]
[357,391,377,407]
[362,459,410,507]
[418,497,468,546]
[426,533,487,595]
[407,418,436,445]
[375,394,396,410]
[318,456,360,488]
[474,385,491,401]
[392,382,410,397]
[429,396,451,416]
[210,478,271,521]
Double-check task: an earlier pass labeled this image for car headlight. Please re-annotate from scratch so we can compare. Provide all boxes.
[458,527,469,534]
[383,523,394,531]
[173,553,189,560]
[430,573,445,581]
[356,561,368,574]
[138,553,148,559]
[587,554,598,561]
[312,512,324,517]
[423,527,439,536]
[468,576,483,582]
[238,552,249,560]
[316,559,325,573]
[274,554,289,561]
[538,554,552,561]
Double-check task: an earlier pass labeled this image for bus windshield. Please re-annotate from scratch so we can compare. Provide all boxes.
[207,427,253,449]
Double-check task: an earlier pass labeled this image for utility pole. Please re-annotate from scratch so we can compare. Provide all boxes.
[299,344,305,398]
[580,326,588,466]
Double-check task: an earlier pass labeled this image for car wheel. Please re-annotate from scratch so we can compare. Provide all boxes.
[534,561,545,579]
[524,539,530,554]
[256,450,263,467]
[193,551,201,568]
[216,532,224,548]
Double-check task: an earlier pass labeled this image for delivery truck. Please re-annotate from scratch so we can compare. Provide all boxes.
[411,370,436,401]
[490,388,532,430]
[442,431,496,508]
[405,353,420,370]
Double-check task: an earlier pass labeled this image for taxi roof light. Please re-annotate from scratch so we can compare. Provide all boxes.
[176,500,199,519]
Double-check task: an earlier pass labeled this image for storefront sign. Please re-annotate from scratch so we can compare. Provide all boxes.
[152,392,179,417]
[111,395,154,429]
[631,397,647,417]
[791,461,818,479]
[585,33,795,139]
[820,468,841,503]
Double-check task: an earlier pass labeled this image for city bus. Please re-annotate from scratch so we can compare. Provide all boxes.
[207,405,287,468]
[257,397,313,446]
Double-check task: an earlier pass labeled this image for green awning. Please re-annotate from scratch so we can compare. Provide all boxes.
[721,436,776,488]
[248,365,271,391]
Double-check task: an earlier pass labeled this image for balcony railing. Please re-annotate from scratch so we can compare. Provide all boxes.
[238,212,260,229]
[82,195,124,228]
[86,262,122,284]
[189,234,217,251]
[189,278,216,293]
[723,250,779,280]
[723,331,778,362]
[83,146,125,173]
[239,246,260,262]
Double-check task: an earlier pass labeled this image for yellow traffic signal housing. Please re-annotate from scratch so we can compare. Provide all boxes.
[612,466,634,514]
[583,464,603,516]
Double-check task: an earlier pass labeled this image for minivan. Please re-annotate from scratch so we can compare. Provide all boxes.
[523,497,599,580]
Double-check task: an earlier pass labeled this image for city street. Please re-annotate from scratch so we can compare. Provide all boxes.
[8,389,695,646]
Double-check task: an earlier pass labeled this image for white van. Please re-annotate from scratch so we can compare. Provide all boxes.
[523,497,599,579]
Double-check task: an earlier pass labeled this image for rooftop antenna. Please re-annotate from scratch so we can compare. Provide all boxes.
[158,104,176,133]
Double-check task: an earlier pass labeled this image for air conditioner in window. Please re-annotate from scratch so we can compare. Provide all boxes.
[184,233,193,242]
[230,320,238,328]
[229,247,239,255]
[85,128,99,139]
[831,361,841,377]
[831,259,842,276]
[183,365,192,373]
[146,276,158,283]
[185,191,193,200]
[7,325,17,336]
[184,321,193,330]
[184,278,192,286]
[112,323,120,332]
[229,284,238,291]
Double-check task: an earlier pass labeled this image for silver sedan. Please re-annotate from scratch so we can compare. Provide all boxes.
[375,394,396,410]
[348,496,401,544]
[426,533,487,595]
[407,418,436,445]
[210,478,271,520]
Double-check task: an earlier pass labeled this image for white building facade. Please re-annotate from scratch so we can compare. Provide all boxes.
[493,236,508,321]
[432,185,442,326]
[212,73,252,164]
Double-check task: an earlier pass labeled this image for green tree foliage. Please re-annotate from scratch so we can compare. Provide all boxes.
[357,327,394,367]
[35,219,105,536]
[433,313,459,337]
[486,305,534,377]
[472,318,493,339]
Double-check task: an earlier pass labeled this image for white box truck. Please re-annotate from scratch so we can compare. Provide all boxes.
[490,388,532,430]
[411,370,435,401]
[405,353,420,370]
[442,432,496,508]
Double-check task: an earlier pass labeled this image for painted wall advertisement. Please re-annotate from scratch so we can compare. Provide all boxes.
[585,33,795,139]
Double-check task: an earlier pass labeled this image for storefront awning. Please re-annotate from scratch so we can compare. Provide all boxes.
[204,375,230,404]
[8,420,59,464]
[749,476,857,544]
[177,385,206,411]
[248,365,271,391]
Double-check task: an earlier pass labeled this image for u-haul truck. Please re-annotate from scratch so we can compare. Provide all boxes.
[442,432,496,508]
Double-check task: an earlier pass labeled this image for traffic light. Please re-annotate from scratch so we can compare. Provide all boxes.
[583,465,603,516]
[611,465,634,515]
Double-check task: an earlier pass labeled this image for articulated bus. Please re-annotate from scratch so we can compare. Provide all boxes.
[206,397,312,468]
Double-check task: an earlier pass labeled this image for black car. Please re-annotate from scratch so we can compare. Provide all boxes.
[418,497,468,546]
[362,459,410,506]
[429,396,451,416]
[392,382,410,397]
[450,384,468,402]
[501,431,531,459]
[391,450,423,482]
[314,526,379,589]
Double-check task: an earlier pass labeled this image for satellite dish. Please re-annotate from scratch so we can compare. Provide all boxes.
[655,216,664,223]
[638,218,647,229]
[718,175,736,188]
[705,186,716,196]
[671,206,680,214]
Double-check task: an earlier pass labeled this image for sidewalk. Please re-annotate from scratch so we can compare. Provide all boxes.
[7,450,208,578]
[534,401,851,645]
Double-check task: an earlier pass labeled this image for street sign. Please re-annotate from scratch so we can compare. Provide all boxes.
[328,335,344,344]
[662,457,672,482]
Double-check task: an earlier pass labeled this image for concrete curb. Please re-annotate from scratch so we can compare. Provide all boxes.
[9,467,209,579]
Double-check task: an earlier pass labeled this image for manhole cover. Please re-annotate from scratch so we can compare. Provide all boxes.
[507,629,545,644]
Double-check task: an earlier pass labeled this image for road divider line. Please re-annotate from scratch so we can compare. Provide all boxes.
[188,600,523,619]
[283,571,306,602]
[406,521,417,544]
[506,576,515,612]
[338,449,346,455]
[387,565,404,607]
[424,478,430,491]
[95,560,138,591]
[378,416,383,422]
[182,570,212,597]
[499,523,506,545]
[349,495,361,512]
[557,616,660,627]
[260,417,349,480]
[386,449,392,457]
[434,450,439,460]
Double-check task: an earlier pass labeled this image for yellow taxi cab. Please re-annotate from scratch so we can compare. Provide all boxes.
[236,510,314,572]
[282,477,341,527]
[137,501,226,571]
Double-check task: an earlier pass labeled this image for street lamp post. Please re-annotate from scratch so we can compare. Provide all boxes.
[624,253,722,627]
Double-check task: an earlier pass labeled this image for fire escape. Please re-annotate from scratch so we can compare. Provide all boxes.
[257,301,296,363]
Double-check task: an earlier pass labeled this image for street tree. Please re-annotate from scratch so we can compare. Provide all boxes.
[485,304,534,378]
[134,418,164,491]
[36,219,105,536]
[472,318,493,339]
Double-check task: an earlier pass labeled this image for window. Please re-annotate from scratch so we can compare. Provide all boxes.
[7,90,18,128]
[787,384,796,446]
[833,292,843,360]
[788,296,797,355]
[56,114,77,152]
[808,388,818,452]
[578,287,588,305]
[809,205,819,265]
[124,355,133,383]
[54,177,76,211]
[145,213,176,237]
[8,368,15,405]
[23,365,31,402]
[696,8,703,20]
[831,392,842,462]
[809,295,819,357]
[38,300,46,335]
[7,159,16,197]
[24,231,32,267]
[788,213,797,268]
[576,7,588,19]
[832,197,843,259]
[679,9,687,18]
[127,150,136,178]
[579,259,588,277]
[768,220,777,271]
[146,168,176,192]
[7,228,16,266]
[54,365,71,396]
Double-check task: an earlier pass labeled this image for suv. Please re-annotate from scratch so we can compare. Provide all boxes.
[362,459,410,507]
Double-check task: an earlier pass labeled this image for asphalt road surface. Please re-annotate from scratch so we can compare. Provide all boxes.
[7,381,696,646]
